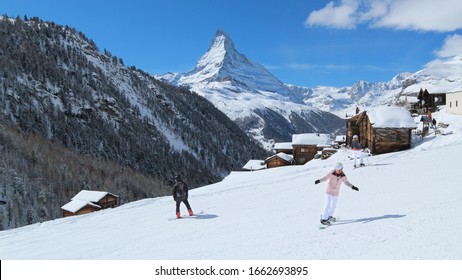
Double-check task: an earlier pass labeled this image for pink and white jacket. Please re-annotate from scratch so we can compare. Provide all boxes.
[318,170,354,196]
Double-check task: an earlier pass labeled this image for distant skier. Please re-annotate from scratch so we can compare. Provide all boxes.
[351,135,364,167]
[315,162,359,226]
[172,175,194,219]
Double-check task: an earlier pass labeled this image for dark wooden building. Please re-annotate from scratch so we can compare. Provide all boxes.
[346,107,417,155]
[273,142,293,155]
[292,133,332,165]
[417,88,446,113]
[265,153,293,169]
[62,200,101,217]
[62,190,119,217]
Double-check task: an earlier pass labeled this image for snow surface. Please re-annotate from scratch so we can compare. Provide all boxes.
[1,109,462,260]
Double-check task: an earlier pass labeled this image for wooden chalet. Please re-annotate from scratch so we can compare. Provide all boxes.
[292,133,332,165]
[417,88,446,112]
[62,200,101,217]
[273,142,293,155]
[61,190,119,217]
[346,107,417,155]
[265,153,293,169]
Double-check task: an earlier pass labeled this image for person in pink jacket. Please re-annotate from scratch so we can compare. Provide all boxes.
[315,162,359,226]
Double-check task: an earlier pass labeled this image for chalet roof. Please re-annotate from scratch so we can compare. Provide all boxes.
[61,200,101,213]
[242,160,266,171]
[367,107,417,128]
[62,190,118,214]
[72,190,118,203]
[292,133,332,146]
[265,152,293,163]
[273,142,293,150]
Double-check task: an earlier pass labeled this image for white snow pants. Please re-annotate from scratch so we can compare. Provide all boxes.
[321,194,338,220]
[353,149,364,166]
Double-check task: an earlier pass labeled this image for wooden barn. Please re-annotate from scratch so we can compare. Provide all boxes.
[346,107,417,155]
[62,200,101,217]
[273,142,293,155]
[292,133,332,165]
[417,88,446,112]
[61,190,119,217]
[265,153,293,169]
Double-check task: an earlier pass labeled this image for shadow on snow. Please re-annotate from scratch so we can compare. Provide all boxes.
[334,214,406,226]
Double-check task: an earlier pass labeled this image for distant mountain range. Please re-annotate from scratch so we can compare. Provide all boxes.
[157,30,462,146]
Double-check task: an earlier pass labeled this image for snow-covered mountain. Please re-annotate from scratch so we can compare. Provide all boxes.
[1,109,461,260]
[156,30,345,149]
[403,54,462,94]
[290,72,414,117]
[294,54,462,117]
[156,30,462,148]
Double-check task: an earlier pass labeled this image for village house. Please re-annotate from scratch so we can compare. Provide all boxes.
[265,152,293,169]
[273,142,293,155]
[417,88,446,113]
[346,107,417,155]
[292,133,332,165]
[446,90,462,115]
[61,190,119,217]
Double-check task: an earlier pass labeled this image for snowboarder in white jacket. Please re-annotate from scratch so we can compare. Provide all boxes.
[315,162,359,225]
[172,175,194,218]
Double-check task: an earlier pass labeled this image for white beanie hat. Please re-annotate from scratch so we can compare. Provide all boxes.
[334,162,343,170]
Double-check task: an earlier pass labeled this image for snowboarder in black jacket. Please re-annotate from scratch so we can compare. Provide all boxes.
[172,175,193,218]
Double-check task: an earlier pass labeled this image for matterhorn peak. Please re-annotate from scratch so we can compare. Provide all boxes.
[185,29,295,97]
[195,29,240,72]
[213,29,236,52]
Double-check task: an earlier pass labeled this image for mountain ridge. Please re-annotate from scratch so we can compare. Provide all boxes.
[156,30,345,148]
[159,30,462,122]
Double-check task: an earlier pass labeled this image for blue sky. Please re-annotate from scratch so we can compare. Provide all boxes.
[2,0,462,87]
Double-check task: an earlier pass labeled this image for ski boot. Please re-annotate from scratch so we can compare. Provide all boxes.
[327,216,338,223]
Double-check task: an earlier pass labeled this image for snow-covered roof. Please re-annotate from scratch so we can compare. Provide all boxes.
[62,190,118,213]
[242,160,266,171]
[292,133,332,146]
[61,200,101,213]
[367,107,417,128]
[265,152,293,163]
[273,142,292,150]
[335,135,346,142]
[72,190,118,203]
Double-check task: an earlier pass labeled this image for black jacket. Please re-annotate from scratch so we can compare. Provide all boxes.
[173,180,188,202]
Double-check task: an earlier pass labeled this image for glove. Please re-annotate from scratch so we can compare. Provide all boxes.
[315,179,320,184]
[352,186,359,191]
